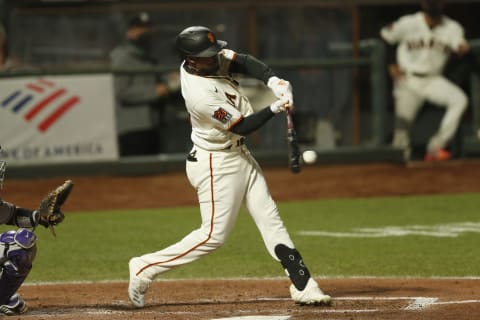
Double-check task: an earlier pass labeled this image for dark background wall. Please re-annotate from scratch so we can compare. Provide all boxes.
[1,0,479,153]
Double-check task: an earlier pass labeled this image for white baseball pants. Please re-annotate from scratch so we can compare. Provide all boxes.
[134,143,295,280]
[392,74,467,153]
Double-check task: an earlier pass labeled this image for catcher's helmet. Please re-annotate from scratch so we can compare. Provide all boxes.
[175,26,227,58]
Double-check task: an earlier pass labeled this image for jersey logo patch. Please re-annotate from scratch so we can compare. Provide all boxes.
[212,108,232,124]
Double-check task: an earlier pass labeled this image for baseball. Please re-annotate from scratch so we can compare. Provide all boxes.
[302,150,317,164]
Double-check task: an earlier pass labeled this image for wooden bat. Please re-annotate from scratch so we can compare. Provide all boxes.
[285,107,301,174]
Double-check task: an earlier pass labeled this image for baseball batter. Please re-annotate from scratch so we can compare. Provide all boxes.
[128,26,331,308]
[0,145,70,315]
[380,0,469,161]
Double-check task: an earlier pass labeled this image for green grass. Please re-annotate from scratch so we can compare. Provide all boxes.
[2,193,479,283]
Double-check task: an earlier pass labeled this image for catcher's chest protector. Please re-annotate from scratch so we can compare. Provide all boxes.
[0,229,37,268]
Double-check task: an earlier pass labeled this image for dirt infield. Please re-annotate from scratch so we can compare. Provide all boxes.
[4,160,480,319]
[17,278,480,320]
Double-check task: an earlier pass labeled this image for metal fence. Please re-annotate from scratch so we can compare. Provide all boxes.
[1,1,480,174]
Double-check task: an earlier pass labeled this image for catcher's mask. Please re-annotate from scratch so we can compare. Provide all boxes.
[0,146,5,190]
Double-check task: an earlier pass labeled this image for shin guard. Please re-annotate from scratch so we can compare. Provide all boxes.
[275,244,311,291]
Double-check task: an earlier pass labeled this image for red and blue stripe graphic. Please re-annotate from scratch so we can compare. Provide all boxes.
[1,78,80,132]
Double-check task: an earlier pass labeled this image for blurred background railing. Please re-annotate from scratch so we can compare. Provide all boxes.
[1,0,480,177]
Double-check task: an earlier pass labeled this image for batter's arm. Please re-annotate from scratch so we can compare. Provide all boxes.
[379,27,401,81]
[230,98,289,135]
[229,53,276,84]
[230,106,275,135]
[0,200,38,228]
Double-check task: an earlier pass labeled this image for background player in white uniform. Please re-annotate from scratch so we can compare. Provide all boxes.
[128,26,331,308]
[380,0,470,161]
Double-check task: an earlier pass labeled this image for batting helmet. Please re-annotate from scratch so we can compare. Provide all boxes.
[175,26,227,58]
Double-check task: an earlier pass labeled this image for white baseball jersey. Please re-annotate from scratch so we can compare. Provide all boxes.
[382,11,469,155]
[130,48,296,283]
[180,49,254,151]
[381,12,467,75]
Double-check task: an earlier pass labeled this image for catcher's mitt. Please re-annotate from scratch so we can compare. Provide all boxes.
[37,180,74,236]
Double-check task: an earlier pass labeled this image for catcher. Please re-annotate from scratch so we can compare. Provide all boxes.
[0,145,73,316]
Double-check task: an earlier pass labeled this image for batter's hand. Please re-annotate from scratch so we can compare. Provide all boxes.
[267,76,294,107]
[270,97,291,114]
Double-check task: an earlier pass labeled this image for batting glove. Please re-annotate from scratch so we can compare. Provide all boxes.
[267,76,294,107]
[270,98,291,114]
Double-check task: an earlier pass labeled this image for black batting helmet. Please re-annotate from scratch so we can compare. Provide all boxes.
[175,26,227,58]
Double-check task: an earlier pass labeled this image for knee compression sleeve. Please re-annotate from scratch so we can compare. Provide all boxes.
[274,244,311,291]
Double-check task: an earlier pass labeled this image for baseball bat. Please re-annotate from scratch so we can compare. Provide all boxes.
[285,107,301,174]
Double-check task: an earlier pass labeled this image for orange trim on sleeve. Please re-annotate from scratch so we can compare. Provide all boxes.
[227,115,244,131]
[136,153,216,276]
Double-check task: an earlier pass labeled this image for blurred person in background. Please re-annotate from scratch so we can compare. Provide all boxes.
[0,22,28,72]
[380,0,470,162]
[110,12,179,156]
[0,22,5,68]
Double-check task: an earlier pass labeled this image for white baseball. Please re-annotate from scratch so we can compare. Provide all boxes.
[302,150,317,164]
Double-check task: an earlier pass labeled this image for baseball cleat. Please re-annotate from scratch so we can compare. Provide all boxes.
[0,294,28,316]
[128,257,151,308]
[290,278,331,306]
[424,148,451,162]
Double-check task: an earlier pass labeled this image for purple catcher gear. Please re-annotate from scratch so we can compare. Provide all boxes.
[0,229,37,306]
[0,229,37,249]
[0,293,27,315]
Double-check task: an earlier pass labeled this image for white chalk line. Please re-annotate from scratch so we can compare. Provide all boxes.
[17,295,480,318]
[433,299,480,306]
[23,275,480,286]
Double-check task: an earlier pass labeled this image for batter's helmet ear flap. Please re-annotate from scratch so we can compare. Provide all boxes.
[175,26,227,58]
